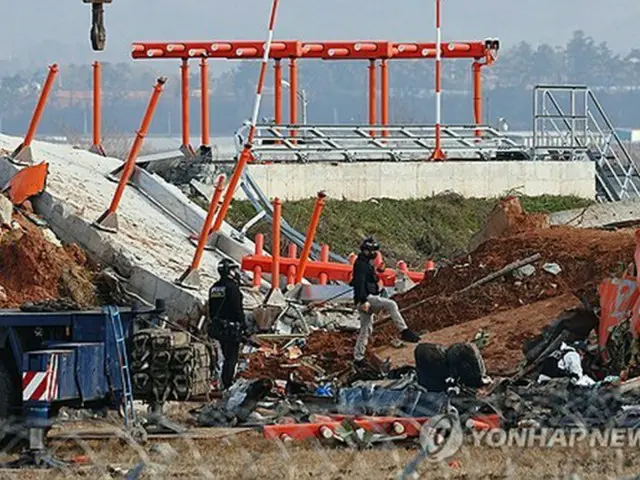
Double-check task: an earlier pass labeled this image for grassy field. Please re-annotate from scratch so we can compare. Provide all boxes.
[221,194,593,268]
[21,430,640,479]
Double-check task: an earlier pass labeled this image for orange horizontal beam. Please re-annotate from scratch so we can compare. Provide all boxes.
[241,255,425,286]
[392,41,489,59]
[131,40,497,61]
[132,40,303,59]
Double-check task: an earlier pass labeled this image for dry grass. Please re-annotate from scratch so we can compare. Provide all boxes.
[0,429,637,479]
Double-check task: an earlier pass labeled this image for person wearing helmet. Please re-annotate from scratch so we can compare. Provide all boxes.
[208,258,247,390]
[352,236,420,365]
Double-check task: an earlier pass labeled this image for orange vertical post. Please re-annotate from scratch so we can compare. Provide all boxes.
[253,233,265,288]
[199,58,211,151]
[397,260,409,275]
[90,61,106,156]
[287,243,297,287]
[380,59,389,138]
[295,191,327,284]
[176,174,226,288]
[180,58,195,155]
[11,63,59,165]
[210,149,251,233]
[473,62,483,138]
[289,58,298,140]
[274,60,283,126]
[368,59,377,138]
[271,198,282,290]
[319,244,330,285]
[94,77,167,232]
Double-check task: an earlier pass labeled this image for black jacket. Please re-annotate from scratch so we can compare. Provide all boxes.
[352,252,380,305]
[208,277,246,341]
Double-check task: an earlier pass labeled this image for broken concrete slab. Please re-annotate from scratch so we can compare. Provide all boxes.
[0,134,250,322]
[550,199,640,229]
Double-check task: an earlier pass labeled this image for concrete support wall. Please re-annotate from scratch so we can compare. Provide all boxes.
[239,161,595,201]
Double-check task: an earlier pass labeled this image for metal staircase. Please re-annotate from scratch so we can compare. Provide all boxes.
[532,85,640,202]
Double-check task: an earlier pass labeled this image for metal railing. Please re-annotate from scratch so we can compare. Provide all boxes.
[248,123,525,162]
[532,85,640,202]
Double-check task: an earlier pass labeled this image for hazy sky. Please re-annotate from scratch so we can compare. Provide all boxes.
[2,0,639,69]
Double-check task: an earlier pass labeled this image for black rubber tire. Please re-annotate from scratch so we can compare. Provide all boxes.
[414,343,449,392]
[446,343,486,388]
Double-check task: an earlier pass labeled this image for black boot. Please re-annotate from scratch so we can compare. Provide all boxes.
[400,329,420,343]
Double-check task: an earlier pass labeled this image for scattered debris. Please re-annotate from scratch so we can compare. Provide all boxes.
[0,194,12,227]
[543,262,562,275]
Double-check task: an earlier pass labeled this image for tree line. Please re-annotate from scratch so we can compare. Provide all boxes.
[2,30,640,137]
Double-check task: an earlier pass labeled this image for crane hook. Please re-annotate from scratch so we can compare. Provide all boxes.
[90,1,106,51]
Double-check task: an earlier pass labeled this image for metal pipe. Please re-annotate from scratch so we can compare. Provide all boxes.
[274,60,282,125]
[295,191,327,284]
[429,0,446,161]
[22,64,59,148]
[200,58,210,147]
[368,59,377,138]
[210,0,281,234]
[91,61,105,154]
[272,198,282,290]
[380,59,389,138]
[289,58,298,139]
[472,61,482,138]
[287,243,297,287]
[253,233,265,288]
[184,174,226,276]
[319,244,330,285]
[181,59,191,149]
[97,77,167,223]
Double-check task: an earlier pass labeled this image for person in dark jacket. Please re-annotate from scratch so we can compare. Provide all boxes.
[352,237,420,364]
[208,259,248,390]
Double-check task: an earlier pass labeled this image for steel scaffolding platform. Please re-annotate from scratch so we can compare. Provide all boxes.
[249,123,525,163]
[532,85,640,202]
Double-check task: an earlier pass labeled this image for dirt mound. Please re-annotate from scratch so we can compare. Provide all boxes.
[376,226,635,343]
[376,294,582,375]
[0,215,98,308]
[469,196,550,252]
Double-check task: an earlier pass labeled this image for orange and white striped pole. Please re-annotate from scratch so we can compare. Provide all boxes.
[209,0,281,235]
[429,0,446,161]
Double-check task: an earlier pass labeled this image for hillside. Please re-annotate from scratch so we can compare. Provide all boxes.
[224,194,592,268]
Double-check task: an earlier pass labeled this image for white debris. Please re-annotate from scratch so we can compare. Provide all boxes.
[542,263,562,276]
[41,227,62,247]
[0,194,12,227]
[514,264,536,279]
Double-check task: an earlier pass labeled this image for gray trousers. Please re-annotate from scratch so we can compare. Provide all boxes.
[354,295,408,361]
